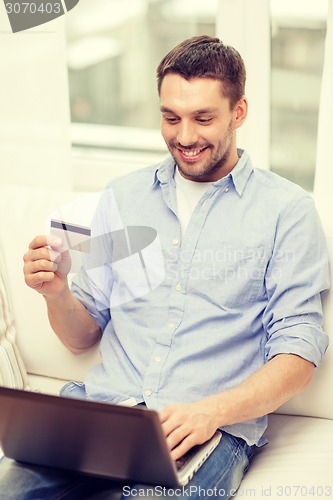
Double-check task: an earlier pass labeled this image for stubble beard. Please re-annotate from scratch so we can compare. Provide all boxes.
[170,124,234,182]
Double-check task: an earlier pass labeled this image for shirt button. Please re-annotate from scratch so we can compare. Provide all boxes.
[145,389,153,397]
[155,356,161,363]
[172,238,179,245]
[225,187,229,193]
[175,283,182,291]
[168,322,175,329]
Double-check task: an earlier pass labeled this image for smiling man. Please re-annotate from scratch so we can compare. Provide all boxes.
[159,75,245,182]
[0,35,329,499]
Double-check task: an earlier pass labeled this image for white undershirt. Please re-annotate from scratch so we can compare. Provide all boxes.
[174,167,214,236]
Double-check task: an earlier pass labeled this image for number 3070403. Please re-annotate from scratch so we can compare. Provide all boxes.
[5,2,62,14]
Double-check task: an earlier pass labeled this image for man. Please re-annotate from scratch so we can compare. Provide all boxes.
[0,35,329,499]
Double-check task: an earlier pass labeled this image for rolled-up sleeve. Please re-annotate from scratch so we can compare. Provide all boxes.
[71,267,111,333]
[263,195,330,366]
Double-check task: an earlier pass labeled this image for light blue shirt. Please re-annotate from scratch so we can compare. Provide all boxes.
[70,150,329,446]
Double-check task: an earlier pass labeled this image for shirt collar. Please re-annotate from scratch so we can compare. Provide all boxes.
[153,149,253,195]
[153,155,176,186]
[219,149,254,196]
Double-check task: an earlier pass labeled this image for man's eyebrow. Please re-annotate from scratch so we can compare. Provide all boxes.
[194,108,218,115]
[160,106,176,113]
[160,106,218,115]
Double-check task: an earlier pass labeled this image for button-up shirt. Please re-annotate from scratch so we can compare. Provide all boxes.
[70,150,329,446]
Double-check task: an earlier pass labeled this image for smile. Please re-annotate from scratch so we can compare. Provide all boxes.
[178,147,207,161]
[182,148,203,157]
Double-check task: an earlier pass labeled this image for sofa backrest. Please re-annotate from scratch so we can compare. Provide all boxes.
[0,184,101,384]
[0,183,332,419]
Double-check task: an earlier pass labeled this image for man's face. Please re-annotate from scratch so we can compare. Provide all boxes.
[160,74,245,182]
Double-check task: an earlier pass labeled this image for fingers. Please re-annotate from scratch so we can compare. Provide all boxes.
[160,399,220,461]
[25,236,63,268]
[28,234,63,254]
[159,404,209,461]
[165,425,198,461]
[23,235,68,291]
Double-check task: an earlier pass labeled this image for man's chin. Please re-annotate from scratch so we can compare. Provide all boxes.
[177,163,212,181]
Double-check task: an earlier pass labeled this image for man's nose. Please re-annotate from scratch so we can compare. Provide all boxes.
[176,122,198,147]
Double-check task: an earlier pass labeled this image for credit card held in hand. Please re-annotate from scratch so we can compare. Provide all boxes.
[50,219,91,253]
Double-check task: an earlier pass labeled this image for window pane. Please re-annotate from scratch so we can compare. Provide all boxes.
[65,0,217,130]
[270,0,328,190]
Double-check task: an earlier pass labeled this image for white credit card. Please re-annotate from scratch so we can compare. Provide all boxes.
[50,219,91,253]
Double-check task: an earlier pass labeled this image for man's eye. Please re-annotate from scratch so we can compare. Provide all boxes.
[197,118,212,124]
[164,116,179,123]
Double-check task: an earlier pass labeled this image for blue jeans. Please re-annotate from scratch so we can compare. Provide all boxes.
[0,432,254,499]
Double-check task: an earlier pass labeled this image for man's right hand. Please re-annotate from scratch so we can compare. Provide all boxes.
[23,235,72,298]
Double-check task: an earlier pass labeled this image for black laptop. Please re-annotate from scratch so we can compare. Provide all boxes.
[0,386,221,487]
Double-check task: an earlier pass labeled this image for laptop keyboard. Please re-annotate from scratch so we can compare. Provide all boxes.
[175,445,199,471]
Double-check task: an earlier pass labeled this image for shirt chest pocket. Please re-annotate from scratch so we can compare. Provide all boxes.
[189,245,269,308]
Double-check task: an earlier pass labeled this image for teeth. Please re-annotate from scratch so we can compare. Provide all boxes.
[182,149,202,157]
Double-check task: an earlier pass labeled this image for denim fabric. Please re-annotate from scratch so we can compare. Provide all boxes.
[0,432,254,499]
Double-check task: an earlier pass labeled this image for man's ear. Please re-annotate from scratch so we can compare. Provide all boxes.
[233,96,248,130]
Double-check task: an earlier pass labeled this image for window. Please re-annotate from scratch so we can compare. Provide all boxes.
[270,0,328,190]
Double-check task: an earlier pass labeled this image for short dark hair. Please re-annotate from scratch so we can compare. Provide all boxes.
[157,35,246,109]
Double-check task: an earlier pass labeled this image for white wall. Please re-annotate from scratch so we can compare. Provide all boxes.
[0,14,72,190]
[314,0,333,198]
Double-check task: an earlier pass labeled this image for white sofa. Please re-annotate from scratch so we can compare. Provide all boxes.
[0,182,332,499]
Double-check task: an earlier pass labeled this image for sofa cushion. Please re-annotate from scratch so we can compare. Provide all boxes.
[236,413,333,497]
[0,241,29,389]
